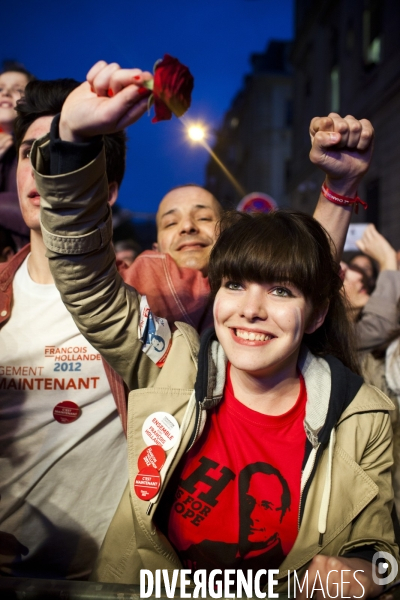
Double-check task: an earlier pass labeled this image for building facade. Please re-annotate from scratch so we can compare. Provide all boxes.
[205,41,293,209]
[289,0,400,245]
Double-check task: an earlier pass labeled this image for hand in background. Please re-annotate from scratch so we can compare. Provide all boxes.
[357,224,398,271]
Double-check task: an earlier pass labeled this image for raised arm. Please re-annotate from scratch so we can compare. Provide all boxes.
[34,62,158,389]
[357,224,398,273]
[311,113,374,260]
[356,225,400,351]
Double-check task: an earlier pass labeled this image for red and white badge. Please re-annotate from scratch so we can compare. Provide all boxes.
[134,467,161,501]
[142,411,179,451]
[53,401,81,424]
[138,445,166,471]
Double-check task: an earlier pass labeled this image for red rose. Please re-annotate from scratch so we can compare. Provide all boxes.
[151,54,194,123]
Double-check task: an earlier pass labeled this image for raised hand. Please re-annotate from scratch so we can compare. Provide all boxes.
[357,224,398,271]
[309,113,374,197]
[59,61,153,143]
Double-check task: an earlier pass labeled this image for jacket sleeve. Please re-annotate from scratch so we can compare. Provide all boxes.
[32,134,156,390]
[356,270,400,352]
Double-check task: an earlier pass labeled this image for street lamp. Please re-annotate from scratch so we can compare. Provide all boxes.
[187,125,206,142]
[185,121,246,197]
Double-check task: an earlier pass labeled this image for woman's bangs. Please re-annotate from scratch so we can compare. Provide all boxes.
[215,218,318,294]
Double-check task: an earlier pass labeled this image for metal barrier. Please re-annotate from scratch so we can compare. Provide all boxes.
[0,578,145,600]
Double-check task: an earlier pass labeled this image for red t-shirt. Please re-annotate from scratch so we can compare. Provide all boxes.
[167,365,307,578]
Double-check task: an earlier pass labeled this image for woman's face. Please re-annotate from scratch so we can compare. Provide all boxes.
[340,262,370,318]
[0,71,29,130]
[213,279,324,381]
[349,255,375,282]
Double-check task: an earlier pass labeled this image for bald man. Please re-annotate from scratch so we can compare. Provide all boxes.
[119,184,221,332]
[154,185,221,275]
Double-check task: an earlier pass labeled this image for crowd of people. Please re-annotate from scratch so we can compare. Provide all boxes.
[1,59,400,599]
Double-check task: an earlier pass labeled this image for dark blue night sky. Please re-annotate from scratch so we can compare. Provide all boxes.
[3,0,293,215]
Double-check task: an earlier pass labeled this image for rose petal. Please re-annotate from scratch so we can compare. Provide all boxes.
[152,54,194,122]
[152,95,173,123]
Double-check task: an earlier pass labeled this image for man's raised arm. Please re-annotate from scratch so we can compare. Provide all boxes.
[310,113,374,260]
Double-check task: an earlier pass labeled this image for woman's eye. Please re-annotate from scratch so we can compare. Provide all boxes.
[225,281,244,291]
[272,287,291,297]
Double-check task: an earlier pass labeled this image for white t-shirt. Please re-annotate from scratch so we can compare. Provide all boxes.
[0,256,128,579]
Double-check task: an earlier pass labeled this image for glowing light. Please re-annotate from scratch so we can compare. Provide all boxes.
[188,125,206,141]
[183,118,246,197]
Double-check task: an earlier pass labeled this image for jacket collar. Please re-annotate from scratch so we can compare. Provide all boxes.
[0,244,30,292]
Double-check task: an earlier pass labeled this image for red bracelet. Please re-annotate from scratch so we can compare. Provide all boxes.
[321,182,368,214]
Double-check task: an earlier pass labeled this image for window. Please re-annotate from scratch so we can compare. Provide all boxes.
[363,0,383,65]
[330,66,340,113]
[330,28,340,113]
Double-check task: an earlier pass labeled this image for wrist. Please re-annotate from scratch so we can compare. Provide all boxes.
[380,253,398,271]
[321,181,367,214]
[59,116,87,144]
[324,176,360,199]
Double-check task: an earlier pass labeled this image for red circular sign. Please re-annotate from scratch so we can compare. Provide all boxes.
[138,445,166,472]
[53,401,81,424]
[134,467,161,501]
[237,192,277,214]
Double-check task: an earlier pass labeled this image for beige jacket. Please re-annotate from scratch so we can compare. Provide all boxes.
[32,138,399,594]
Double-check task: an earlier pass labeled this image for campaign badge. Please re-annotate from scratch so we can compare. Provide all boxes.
[142,411,179,451]
[53,400,81,424]
[134,466,161,501]
[138,445,166,471]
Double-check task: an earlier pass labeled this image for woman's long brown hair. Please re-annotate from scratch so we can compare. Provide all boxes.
[208,210,360,375]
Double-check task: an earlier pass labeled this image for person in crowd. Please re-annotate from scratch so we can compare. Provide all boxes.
[346,251,378,291]
[0,224,16,262]
[32,60,393,598]
[341,225,400,524]
[0,79,132,580]
[341,224,400,353]
[0,66,34,249]
[114,238,141,266]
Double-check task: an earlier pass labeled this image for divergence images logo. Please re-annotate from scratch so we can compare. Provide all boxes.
[372,551,398,586]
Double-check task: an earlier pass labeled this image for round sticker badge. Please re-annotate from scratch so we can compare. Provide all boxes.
[134,466,161,501]
[142,411,180,451]
[138,445,166,472]
[53,401,81,424]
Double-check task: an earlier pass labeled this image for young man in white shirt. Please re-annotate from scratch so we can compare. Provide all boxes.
[0,79,129,580]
